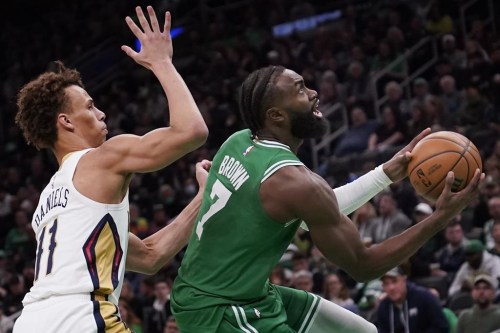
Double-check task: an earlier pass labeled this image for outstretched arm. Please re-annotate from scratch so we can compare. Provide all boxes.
[126,160,211,274]
[333,128,431,215]
[262,165,483,281]
[96,7,207,174]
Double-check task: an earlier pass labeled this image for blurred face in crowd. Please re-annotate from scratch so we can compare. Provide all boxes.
[491,223,500,245]
[350,107,367,127]
[472,281,495,309]
[445,223,464,247]
[326,273,342,297]
[465,251,483,269]
[378,194,396,216]
[488,197,500,220]
[154,281,170,302]
[439,75,456,94]
[293,272,314,292]
[382,275,407,305]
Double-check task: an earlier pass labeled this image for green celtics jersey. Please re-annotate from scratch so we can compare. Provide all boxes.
[173,129,303,308]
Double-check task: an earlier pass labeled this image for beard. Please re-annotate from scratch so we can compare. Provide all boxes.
[289,110,328,139]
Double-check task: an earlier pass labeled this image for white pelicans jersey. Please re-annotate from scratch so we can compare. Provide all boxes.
[23,149,129,310]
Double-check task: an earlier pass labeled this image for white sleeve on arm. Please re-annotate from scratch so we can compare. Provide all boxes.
[334,165,392,215]
[301,165,392,231]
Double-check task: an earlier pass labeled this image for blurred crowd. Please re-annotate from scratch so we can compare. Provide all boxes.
[1,0,500,332]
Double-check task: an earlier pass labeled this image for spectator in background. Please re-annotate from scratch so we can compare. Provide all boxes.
[435,220,468,283]
[371,40,406,88]
[406,202,446,279]
[291,270,314,293]
[377,266,449,333]
[409,78,431,110]
[322,272,359,314]
[367,191,412,244]
[441,34,466,70]
[384,81,409,118]
[483,196,500,249]
[484,139,500,180]
[143,279,173,333]
[448,240,500,296]
[317,70,345,111]
[333,106,377,158]
[344,61,373,110]
[456,82,495,143]
[489,221,500,257]
[407,102,433,139]
[351,201,378,246]
[368,105,408,152]
[456,274,500,333]
[439,75,464,115]
[472,175,500,234]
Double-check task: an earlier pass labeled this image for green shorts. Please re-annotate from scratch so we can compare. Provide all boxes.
[171,284,321,333]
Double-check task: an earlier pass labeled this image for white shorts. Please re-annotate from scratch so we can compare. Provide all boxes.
[13,294,131,333]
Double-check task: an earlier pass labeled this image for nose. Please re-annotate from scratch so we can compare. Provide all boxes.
[308,88,318,100]
[97,108,106,121]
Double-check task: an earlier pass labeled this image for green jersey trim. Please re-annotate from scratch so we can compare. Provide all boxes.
[298,294,321,333]
[231,305,258,333]
[262,160,304,183]
[254,139,292,151]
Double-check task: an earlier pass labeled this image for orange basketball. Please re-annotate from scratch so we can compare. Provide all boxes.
[408,131,482,202]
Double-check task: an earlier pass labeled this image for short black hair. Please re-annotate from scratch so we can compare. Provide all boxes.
[239,66,286,136]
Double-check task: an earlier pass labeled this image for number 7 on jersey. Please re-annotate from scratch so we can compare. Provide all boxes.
[196,179,231,240]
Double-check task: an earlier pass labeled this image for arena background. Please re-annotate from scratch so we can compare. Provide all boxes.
[1,1,499,332]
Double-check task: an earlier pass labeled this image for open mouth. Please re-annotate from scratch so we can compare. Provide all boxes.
[312,100,323,118]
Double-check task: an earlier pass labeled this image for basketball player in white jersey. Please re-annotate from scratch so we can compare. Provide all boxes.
[12,6,208,333]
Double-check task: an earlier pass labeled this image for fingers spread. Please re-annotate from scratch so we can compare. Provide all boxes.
[136,6,153,34]
[147,6,160,32]
[125,16,144,39]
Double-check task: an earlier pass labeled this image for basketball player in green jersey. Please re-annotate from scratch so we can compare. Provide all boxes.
[171,66,483,333]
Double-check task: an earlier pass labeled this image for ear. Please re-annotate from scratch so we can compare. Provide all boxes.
[265,107,286,123]
[57,113,74,131]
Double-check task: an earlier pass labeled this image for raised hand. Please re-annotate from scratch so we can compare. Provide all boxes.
[121,6,173,70]
[382,128,431,182]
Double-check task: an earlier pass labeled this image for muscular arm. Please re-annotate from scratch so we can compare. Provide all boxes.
[126,159,210,274]
[262,166,482,281]
[92,8,208,175]
[126,193,202,274]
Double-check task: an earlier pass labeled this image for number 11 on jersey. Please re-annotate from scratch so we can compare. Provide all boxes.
[196,179,231,240]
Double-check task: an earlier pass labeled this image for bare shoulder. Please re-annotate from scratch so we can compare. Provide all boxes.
[82,134,138,172]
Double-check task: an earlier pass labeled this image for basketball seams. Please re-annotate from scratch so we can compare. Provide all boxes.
[408,150,462,176]
[409,132,482,202]
[422,139,470,196]
[419,137,468,149]
[421,152,463,196]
